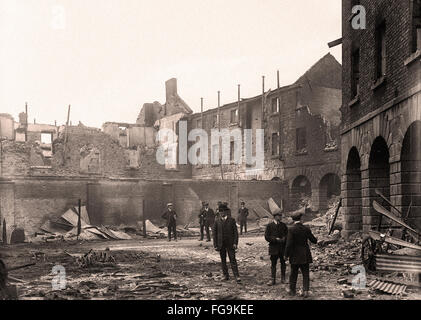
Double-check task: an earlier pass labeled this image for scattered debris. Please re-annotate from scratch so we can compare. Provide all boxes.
[75,250,116,268]
[342,289,355,298]
[143,220,199,238]
[268,198,282,215]
[368,280,407,295]
[36,207,132,242]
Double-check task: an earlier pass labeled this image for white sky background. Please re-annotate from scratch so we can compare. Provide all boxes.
[0,0,342,128]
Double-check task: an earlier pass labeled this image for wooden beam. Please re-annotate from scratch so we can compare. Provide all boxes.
[328,38,343,48]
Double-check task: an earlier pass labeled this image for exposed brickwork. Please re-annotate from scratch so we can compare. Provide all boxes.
[0,126,190,180]
[342,0,420,126]
[341,0,421,238]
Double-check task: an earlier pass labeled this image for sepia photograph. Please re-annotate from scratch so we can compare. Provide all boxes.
[0,0,420,313]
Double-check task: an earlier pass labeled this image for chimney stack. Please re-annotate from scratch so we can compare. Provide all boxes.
[165,78,177,102]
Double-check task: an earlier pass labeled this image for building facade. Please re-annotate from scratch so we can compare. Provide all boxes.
[341,0,421,237]
[187,54,343,212]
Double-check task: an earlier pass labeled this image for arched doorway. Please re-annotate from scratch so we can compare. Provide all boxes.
[319,173,341,213]
[401,121,421,230]
[344,147,362,234]
[369,137,390,226]
[291,175,312,211]
[271,177,281,181]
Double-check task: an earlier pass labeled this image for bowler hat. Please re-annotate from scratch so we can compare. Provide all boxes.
[167,203,173,207]
[218,203,228,211]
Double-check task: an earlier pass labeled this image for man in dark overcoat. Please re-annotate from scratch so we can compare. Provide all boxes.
[284,211,317,297]
[238,202,249,235]
[264,210,288,285]
[213,203,241,283]
[199,202,214,242]
[162,203,177,242]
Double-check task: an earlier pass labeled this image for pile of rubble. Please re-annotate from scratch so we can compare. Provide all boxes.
[34,207,132,242]
[143,220,200,239]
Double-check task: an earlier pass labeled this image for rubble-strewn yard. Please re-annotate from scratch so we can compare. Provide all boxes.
[2,225,421,300]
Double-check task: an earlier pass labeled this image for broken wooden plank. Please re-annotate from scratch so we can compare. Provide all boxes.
[268,198,282,215]
[373,201,420,236]
[368,230,421,251]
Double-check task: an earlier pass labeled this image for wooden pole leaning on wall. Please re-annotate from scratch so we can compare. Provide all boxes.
[2,219,6,245]
[77,199,82,240]
[142,199,146,238]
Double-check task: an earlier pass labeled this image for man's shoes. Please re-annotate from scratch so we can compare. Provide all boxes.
[302,291,309,298]
[235,277,242,283]
[267,279,276,286]
[287,289,296,296]
[199,239,203,241]
[206,239,211,242]
[223,275,230,281]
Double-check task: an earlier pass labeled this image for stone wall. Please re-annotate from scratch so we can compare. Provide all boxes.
[0,177,288,242]
[341,90,421,237]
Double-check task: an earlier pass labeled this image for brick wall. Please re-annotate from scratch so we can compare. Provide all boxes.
[342,0,418,126]
[0,178,288,241]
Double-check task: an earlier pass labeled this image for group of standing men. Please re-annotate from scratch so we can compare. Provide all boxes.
[265,210,318,297]
[162,201,318,297]
[210,202,318,297]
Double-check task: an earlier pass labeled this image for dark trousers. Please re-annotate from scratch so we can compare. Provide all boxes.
[168,222,177,240]
[200,224,210,241]
[219,246,239,278]
[270,254,286,280]
[289,264,310,292]
[240,220,247,234]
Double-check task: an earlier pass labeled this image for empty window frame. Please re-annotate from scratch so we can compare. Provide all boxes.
[296,127,307,151]
[375,21,387,79]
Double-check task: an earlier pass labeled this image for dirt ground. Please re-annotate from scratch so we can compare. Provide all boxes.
[1,227,421,300]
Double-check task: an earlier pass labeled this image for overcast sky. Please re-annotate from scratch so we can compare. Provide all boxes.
[0,0,342,128]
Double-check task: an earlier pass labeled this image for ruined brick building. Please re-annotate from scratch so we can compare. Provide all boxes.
[185,53,343,212]
[0,79,288,241]
[0,53,342,241]
[340,0,421,237]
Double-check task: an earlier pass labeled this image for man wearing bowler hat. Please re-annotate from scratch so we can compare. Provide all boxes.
[213,203,241,283]
[162,203,177,242]
[265,210,288,285]
[284,211,317,297]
